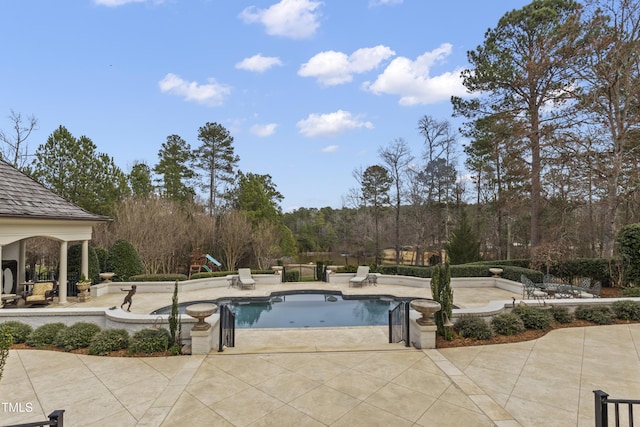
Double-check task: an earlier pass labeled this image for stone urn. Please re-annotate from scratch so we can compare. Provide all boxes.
[99,272,115,283]
[185,303,217,331]
[76,281,91,302]
[489,267,504,277]
[410,299,441,326]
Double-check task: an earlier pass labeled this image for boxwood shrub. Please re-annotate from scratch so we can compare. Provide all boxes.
[454,315,493,340]
[612,300,640,321]
[89,329,130,355]
[512,306,554,330]
[550,306,573,323]
[0,321,33,343]
[55,322,101,351]
[128,328,170,354]
[26,323,68,347]
[491,313,525,335]
[621,287,640,297]
[574,305,615,325]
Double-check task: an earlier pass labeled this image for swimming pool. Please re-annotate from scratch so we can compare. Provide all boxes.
[151,291,415,329]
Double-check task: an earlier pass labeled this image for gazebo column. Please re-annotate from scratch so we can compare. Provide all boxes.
[0,245,3,294]
[81,240,89,281]
[19,240,26,284]
[58,241,68,304]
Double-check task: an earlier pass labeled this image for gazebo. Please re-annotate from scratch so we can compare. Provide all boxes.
[0,159,109,304]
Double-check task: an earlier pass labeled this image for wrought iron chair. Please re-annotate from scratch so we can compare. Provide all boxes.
[521,275,548,301]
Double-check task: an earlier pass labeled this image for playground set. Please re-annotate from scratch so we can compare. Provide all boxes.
[188,252,222,278]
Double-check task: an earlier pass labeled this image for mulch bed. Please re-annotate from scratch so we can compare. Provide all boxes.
[9,343,176,357]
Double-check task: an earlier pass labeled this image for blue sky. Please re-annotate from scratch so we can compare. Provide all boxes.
[1,0,531,212]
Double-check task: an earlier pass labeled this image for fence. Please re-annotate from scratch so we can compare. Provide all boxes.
[595,389,640,427]
[5,410,65,427]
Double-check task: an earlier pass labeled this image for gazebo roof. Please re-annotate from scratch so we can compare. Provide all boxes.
[0,159,109,222]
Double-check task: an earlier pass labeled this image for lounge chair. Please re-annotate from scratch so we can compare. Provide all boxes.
[238,268,256,290]
[22,281,57,306]
[349,266,370,287]
[520,275,548,301]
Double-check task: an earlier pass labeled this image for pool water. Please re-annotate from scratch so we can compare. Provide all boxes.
[152,291,409,329]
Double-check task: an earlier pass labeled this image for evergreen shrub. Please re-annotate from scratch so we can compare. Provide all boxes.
[128,328,170,354]
[612,300,640,321]
[26,323,67,347]
[550,306,573,323]
[107,239,143,281]
[574,305,615,325]
[454,315,493,340]
[512,306,554,330]
[491,313,525,335]
[55,322,101,351]
[0,321,33,343]
[88,329,130,355]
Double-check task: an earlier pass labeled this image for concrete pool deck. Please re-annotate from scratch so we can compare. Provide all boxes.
[3,281,637,425]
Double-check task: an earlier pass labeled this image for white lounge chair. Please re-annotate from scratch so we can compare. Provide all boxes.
[238,268,256,290]
[349,266,370,287]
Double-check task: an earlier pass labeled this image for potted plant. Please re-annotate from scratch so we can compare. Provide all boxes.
[76,274,92,302]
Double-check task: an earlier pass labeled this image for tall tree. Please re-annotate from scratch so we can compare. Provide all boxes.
[129,161,154,198]
[154,134,195,204]
[217,209,252,270]
[452,0,582,249]
[231,172,283,225]
[31,126,128,216]
[379,138,413,265]
[576,0,640,256]
[0,109,38,170]
[361,165,392,265]
[193,122,239,217]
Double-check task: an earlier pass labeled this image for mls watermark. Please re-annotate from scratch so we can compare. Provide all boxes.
[2,402,34,413]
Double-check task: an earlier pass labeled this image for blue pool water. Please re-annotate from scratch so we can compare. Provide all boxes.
[152,291,413,329]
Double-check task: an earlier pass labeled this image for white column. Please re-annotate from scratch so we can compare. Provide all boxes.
[0,245,3,295]
[58,241,68,304]
[81,240,89,281]
[19,240,26,284]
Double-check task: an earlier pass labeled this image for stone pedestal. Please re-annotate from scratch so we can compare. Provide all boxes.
[190,327,215,355]
[76,283,91,302]
[409,317,438,349]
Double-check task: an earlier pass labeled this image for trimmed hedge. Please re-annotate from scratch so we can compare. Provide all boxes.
[550,306,573,324]
[128,328,170,354]
[26,323,67,347]
[574,305,615,325]
[512,306,554,330]
[454,315,493,340]
[107,239,143,281]
[89,329,130,355]
[0,321,32,344]
[55,322,101,351]
[612,300,640,321]
[491,313,525,335]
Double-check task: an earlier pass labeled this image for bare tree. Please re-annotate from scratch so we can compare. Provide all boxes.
[0,110,38,169]
[218,209,252,270]
[252,221,281,270]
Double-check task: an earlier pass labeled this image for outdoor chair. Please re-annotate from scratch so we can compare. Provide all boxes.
[349,266,370,287]
[21,281,56,306]
[238,268,256,290]
[577,280,601,298]
[553,283,575,299]
[521,275,548,301]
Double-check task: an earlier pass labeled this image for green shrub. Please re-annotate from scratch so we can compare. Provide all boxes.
[54,322,101,351]
[0,321,33,343]
[574,305,615,325]
[0,329,12,381]
[68,244,101,284]
[128,328,170,354]
[454,315,493,340]
[95,247,109,272]
[618,223,640,285]
[491,313,525,335]
[107,239,143,281]
[26,323,68,347]
[512,306,554,330]
[285,270,300,282]
[88,329,130,355]
[550,306,573,323]
[612,300,640,321]
[621,287,640,297]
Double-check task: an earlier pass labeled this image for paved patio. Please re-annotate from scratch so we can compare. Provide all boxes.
[2,282,638,426]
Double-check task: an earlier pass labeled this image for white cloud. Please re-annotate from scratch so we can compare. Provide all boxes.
[363,43,467,105]
[236,54,283,73]
[158,73,231,106]
[239,0,323,39]
[297,110,373,137]
[250,123,278,137]
[322,145,339,153]
[369,0,403,6]
[299,45,395,86]
[94,0,156,6]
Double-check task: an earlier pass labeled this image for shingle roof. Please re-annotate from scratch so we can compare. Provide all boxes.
[0,159,109,221]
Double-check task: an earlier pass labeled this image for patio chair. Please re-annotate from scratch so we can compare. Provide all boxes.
[553,283,575,299]
[21,281,57,306]
[238,268,256,290]
[521,275,548,301]
[349,266,370,287]
[577,280,601,298]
